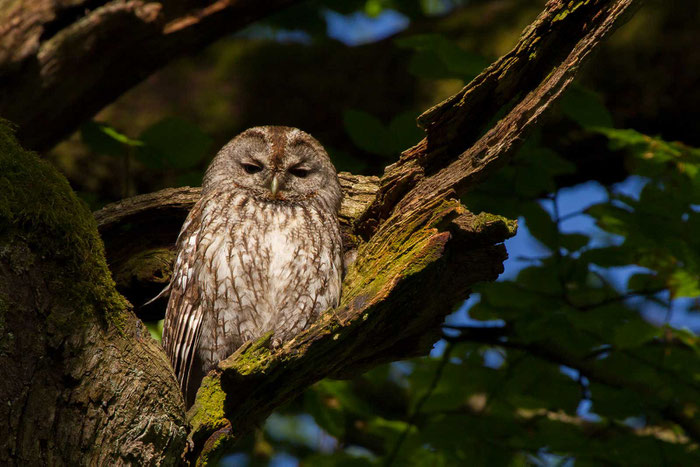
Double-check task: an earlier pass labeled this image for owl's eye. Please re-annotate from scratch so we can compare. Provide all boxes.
[242,163,263,174]
[289,167,310,178]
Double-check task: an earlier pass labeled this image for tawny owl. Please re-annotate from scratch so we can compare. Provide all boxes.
[162,126,343,407]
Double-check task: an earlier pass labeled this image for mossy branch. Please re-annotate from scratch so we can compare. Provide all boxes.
[96,176,515,465]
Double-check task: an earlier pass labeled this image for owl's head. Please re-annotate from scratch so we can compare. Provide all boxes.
[203,126,342,211]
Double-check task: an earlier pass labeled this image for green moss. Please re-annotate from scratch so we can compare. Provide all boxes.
[552,10,570,22]
[189,332,275,448]
[341,199,463,306]
[552,0,590,23]
[0,121,129,332]
[188,375,228,434]
[196,429,236,467]
[222,331,274,375]
[474,212,518,236]
[188,374,236,466]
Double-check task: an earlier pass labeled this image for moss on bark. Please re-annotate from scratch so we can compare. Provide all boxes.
[0,121,130,332]
[0,121,188,465]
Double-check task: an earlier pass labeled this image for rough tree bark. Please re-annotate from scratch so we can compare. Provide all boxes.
[0,126,188,465]
[0,0,639,464]
[0,0,302,151]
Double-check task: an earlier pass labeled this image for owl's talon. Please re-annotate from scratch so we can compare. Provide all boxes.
[271,337,282,350]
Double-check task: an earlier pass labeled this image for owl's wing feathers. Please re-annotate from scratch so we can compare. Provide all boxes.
[162,203,208,403]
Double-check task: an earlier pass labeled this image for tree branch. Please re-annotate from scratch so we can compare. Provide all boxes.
[3,0,643,464]
[179,1,641,461]
[357,0,640,237]
[0,0,302,151]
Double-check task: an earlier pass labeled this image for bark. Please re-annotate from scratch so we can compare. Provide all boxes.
[1,0,640,465]
[0,0,301,151]
[0,125,187,465]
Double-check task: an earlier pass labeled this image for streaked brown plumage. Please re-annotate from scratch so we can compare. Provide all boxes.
[162,126,343,407]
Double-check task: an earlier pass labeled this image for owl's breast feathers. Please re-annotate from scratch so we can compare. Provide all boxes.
[162,189,342,406]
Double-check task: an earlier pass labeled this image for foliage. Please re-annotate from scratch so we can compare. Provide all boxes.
[395,33,489,81]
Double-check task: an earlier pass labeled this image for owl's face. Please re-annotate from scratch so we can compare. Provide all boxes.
[203,126,342,211]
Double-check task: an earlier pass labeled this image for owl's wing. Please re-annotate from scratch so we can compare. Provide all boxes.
[162,203,207,406]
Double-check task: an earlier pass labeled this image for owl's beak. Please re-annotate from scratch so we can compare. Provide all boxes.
[270,174,280,198]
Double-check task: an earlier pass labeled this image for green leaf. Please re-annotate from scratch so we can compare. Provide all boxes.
[304,388,346,438]
[342,109,396,156]
[81,121,142,157]
[138,117,212,169]
[504,357,580,412]
[560,86,614,128]
[468,300,505,321]
[669,269,700,298]
[567,302,637,339]
[476,281,543,309]
[627,273,665,293]
[522,203,558,250]
[388,111,423,150]
[514,161,556,196]
[315,380,375,417]
[589,383,645,419]
[612,319,660,349]
[418,414,516,465]
[302,453,374,467]
[516,265,564,295]
[579,246,633,267]
[395,33,488,80]
[143,319,163,342]
[559,233,589,251]
[586,203,633,236]
[364,0,384,17]
[405,49,452,79]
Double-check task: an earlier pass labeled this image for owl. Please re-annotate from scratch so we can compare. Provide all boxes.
[161,126,343,407]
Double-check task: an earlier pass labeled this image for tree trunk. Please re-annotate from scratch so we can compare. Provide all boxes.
[0,125,187,465]
[0,0,640,464]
